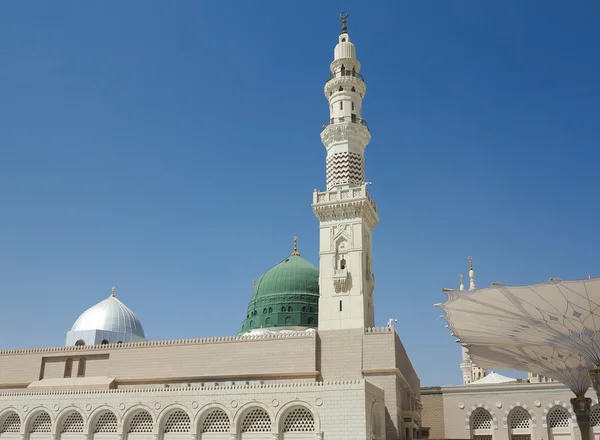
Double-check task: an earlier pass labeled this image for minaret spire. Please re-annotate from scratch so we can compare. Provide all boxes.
[111,286,115,297]
[459,274,464,291]
[313,14,378,331]
[469,257,476,291]
[340,12,348,33]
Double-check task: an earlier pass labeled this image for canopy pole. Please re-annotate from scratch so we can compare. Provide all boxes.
[571,396,592,440]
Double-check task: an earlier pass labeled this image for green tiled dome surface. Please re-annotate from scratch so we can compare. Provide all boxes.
[251,255,319,299]
[241,254,320,333]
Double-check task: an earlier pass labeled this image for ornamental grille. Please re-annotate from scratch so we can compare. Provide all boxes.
[473,436,492,440]
[512,436,531,440]
[164,411,191,433]
[201,410,230,433]
[509,408,531,429]
[241,409,271,433]
[128,411,154,433]
[471,409,492,430]
[548,407,570,428]
[326,151,364,189]
[30,412,52,433]
[283,408,315,432]
[94,411,118,433]
[1,413,21,433]
[62,412,84,433]
[591,406,600,426]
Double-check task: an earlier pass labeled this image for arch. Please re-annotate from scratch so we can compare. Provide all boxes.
[591,404,600,433]
[122,406,155,434]
[26,410,53,434]
[233,403,274,435]
[542,401,576,428]
[470,407,493,440]
[464,404,498,431]
[57,409,84,433]
[507,406,532,440]
[89,408,119,435]
[195,404,232,436]
[307,317,314,326]
[74,340,85,346]
[265,317,272,325]
[285,317,292,324]
[502,404,536,429]
[0,410,21,435]
[275,402,320,435]
[545,405,572,440]
[101,340,109,345]
[158,406,193,434]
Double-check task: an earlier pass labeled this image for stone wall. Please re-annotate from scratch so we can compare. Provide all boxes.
[0,380,378,440]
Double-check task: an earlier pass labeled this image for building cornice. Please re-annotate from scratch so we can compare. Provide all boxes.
[433,381,573,395]
[0,331,315,357]
[0,379,366,397]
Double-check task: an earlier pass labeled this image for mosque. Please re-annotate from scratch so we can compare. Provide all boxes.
[0,14,421,440]
[1,13,592,440]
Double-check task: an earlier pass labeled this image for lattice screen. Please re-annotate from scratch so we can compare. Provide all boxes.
[94,411,118,433]
[473,436,492,440]
[201,410,230,433]
[471,409,492,430]
[1,413,21,433]
[283,408,315,432]
[164,410,191,433]
[591,406,600,427]
[62,412,84,433]
[509,408,531,429]
[548,407,570,428]
[128,411,154,433]
[241,409,271,433]
[30,412,52,433]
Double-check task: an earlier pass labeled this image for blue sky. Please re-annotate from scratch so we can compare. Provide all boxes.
[1,1,599,387]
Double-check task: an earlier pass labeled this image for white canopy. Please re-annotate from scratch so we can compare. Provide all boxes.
[469,371,517,385]
[437,278,600,395]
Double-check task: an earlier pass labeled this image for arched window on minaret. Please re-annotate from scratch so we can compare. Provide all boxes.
[341,64,345,76]
[340,257,346,270]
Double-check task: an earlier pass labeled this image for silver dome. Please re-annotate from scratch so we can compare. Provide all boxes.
[71,295,145,338]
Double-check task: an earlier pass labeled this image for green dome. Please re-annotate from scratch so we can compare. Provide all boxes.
[241,250,320,333]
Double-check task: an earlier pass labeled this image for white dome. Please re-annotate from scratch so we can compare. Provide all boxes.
[71,295,145,338]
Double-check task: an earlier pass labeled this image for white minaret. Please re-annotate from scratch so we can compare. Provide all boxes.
[459,258,488,384]
[313,13,378,331]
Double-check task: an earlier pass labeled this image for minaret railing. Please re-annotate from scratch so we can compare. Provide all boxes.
[321,116,369,132]
[326,71,365,83]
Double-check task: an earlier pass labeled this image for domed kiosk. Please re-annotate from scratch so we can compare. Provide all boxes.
[65,287,146,346]
[240,238,319,333]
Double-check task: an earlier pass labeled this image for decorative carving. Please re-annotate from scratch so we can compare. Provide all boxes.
[313,199,379,231]
[334,278,348,293]
[324,75,366,98]
[321,122,371,148]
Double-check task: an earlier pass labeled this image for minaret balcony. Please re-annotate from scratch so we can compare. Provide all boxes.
[326,71,365,83]
[312,184,379,230]
[322,116,369,132]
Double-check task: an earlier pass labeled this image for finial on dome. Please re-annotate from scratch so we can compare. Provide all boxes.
[459,274,464,291]
[468,257,476,291]
[291,236,300,256]
[111,286,115,297]
[340,12,348,34]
